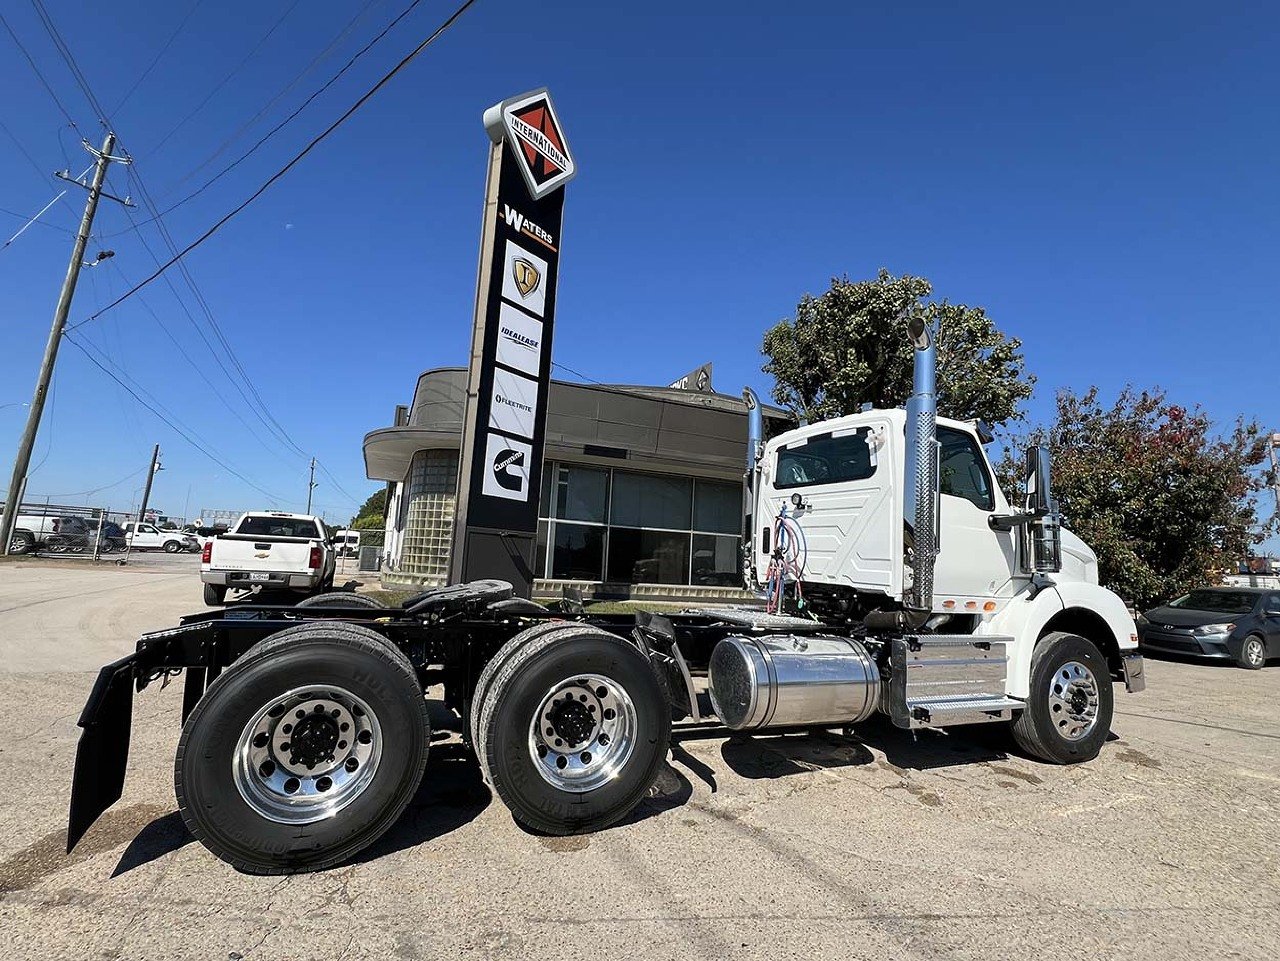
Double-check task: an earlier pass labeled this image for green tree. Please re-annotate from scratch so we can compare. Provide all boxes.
[762,269,1034,426]
[349,488,387,528]
[1000,387,1274,609]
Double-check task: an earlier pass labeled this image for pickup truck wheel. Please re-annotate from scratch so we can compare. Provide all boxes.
[1011,632,1114,764]
[175,626,429,874]
[204,583,227,606]
[477,625,670,835]
[8,531,33,555]
[469,621,579,758]
[296,592,388,610]
[163,539,182,553]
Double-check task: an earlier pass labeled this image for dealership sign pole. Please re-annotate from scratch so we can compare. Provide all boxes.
[450,89,576,596]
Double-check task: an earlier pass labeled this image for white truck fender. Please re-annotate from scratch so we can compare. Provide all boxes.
[1053,581,1140,654]
[981,587,1064,699]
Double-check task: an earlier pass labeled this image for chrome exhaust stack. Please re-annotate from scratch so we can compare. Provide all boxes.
[903,316,940,615]
[741,387,763,591]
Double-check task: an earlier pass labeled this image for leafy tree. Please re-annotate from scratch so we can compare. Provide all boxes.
[349,488,387,528]
[350,514,385,532]
[762,269,1034,426]
[999,387,1275,609]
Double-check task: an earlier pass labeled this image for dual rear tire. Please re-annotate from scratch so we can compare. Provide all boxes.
[471,623,672,836]
[175,623,428,874]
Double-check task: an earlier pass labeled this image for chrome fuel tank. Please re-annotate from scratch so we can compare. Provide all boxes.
[708,634,880,731]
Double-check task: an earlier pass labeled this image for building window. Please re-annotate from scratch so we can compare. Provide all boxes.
[535,462,742,587]
[400,449,458,583]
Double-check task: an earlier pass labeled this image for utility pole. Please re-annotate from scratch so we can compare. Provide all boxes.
[306,457,317,514]
[137,444,161,523]
[1269,433,1280,518]
[0,131,132,555]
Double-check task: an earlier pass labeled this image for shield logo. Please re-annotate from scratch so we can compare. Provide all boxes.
[512,258,540,298]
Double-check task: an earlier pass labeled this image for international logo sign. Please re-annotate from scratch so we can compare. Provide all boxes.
[484,88,576,200]
[512,258,540,297]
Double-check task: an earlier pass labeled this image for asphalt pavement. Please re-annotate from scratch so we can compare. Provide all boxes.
[0,562,1277,961]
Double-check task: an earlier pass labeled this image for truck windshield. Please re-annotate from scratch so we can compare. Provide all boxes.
[775,429,875,489]
[1169,591,1257,614]
[237,516,320,539]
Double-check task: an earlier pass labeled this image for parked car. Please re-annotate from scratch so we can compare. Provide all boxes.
[200,511,336,605]
[122,521,199,553]
[1,512,97,554]
[1137,587,1279,669]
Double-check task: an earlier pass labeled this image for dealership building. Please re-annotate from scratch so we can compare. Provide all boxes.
[363,367,788,600]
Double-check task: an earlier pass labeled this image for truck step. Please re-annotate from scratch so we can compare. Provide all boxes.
[886,635,1018,730]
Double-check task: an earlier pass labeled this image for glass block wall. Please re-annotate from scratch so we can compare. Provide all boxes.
[399,449,459,583]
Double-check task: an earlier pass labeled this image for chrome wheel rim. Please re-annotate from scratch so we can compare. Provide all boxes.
[1047,660,1100,741]
[528,673,636,793]
[1245,638,1265,666]
[233,685,382,824]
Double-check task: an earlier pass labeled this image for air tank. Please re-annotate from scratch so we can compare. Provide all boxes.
[708,634,881,731]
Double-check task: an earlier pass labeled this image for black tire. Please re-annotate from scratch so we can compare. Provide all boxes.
[1012,631,1114,764]
[8,531,34,555]
[175,624,429,874]
[163,539,181,553]
[468,620,579,754]
[1237,634,1267,670]
[477,625,671,835]
[204,583,227,606]
[296,591,389,610]
[45,536,69,554]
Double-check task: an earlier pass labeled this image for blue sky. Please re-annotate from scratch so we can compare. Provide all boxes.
[1,1,1276,539]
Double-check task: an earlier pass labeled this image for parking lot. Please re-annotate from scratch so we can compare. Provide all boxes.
[0,561,1277,961]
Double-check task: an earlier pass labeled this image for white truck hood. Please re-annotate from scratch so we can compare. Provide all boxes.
[1058,527,1099,585]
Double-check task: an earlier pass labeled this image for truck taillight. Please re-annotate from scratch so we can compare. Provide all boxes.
[201,541,212,563]
[309,545,322,569]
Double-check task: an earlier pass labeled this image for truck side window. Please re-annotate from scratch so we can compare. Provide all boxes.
[775,429,875,490]
[937,426,994,511]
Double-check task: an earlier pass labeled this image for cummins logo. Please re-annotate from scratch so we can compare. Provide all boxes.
[484,88,576,200]
[491,446,525,491]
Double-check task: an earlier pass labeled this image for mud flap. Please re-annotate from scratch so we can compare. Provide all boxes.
[67,654,136,852]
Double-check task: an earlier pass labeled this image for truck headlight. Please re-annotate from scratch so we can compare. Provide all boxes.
[1191,622,1234,636]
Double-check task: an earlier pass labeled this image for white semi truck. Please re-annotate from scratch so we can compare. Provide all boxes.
[67,318,1143,873]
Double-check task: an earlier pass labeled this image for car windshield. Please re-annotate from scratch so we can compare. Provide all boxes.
[236,516,320,538]
[1168,590,1257,614]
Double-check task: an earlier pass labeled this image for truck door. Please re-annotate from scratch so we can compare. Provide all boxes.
[933,426,1016,601]
[768,423,894,593]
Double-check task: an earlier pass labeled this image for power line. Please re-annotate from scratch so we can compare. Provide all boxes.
[73,0,480,329]
[0,204,73,234]
[29,0,112,124]
[314,460,362,506]
[146,0,305,157]
[107,0,422,237]
[45,465,148,499]
[0,10,77,127]
[552,361,604,385]
[64,331,287,503]
[169,0,383,190]
[112,0,204,116]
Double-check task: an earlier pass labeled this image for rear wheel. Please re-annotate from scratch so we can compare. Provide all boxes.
[8,531,33,555]
[469,620,578,756]
[1237,635,1267,670]
[477,625,670,835]
[1012,631,1114,764]
[296,592,389,610]
[204,583,227,606]
[175,625,429,873]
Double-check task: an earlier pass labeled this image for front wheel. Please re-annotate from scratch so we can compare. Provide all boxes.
[1237,635,1267,670]
[1011,631,1114,764]
[175,625,429,874]
[163,539,182,553]
[8,531,34,555]
[477,625,671,835]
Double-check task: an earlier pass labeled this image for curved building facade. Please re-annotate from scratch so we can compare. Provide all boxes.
[363,368,788,600]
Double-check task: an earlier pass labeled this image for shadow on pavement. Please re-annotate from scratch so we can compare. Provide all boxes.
[111,811,194,877]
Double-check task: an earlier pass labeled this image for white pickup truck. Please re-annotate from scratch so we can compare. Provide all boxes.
[200,512,337,606]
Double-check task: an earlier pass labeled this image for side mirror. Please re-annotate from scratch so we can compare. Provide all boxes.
[1025,445,1053,516]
